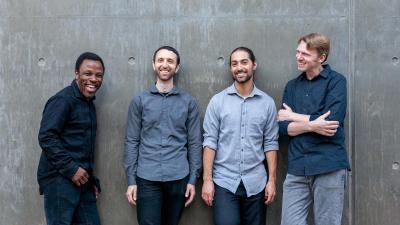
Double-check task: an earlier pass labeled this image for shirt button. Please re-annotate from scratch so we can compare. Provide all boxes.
[241,124,244,127]
[241,149,243,152]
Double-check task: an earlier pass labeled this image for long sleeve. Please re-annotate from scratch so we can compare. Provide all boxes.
[186,98,202,185]
[124,96,142,186]
[38,96,79,178]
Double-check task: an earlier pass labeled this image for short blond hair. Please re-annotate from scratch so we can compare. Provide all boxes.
[298,33,330,63]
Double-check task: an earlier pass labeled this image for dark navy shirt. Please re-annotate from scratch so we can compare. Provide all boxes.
[38,80,97,192]
[279,64,350,176]
[124,85,202,185]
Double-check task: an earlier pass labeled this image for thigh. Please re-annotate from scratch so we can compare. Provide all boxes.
[213,184,241,225]
[43,176,80,225]
[136,177,163,225]
[73,185,101,225]
[313,169,347,225]
[281,174,312,225]
[241,190,266,225]
[161,177,188,225]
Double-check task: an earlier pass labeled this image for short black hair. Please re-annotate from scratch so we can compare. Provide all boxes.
[229,47,256,66]
[153,46,180,65]
[75,52,105,72]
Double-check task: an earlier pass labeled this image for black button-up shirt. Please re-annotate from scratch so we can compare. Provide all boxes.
[38,80,97,191]
[124,85,202,185]
[279,64,350,176]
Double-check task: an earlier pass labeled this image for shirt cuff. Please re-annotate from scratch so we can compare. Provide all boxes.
[127,175,137,186]
[188,174,197,185]
[203,139,217,151]
[278,121,290,136]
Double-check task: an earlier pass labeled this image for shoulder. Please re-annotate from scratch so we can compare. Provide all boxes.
[326,65,347,82]
[255,89,276,108]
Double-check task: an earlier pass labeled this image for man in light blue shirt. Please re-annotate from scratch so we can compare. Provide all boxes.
[202,47,279,225]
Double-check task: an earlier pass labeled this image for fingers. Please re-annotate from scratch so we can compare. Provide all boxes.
[126,186,137,205]
[282,103,292,111]
[201,181,214,206]
[185,186,195,207]
[320,110,331,120]
[264,184,276,205]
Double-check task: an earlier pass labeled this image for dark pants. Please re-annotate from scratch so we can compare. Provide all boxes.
[213,182,266,225]
[136,176,188,225]
[43,175,100,225]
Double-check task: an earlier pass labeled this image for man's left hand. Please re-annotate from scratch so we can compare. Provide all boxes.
[264,181,276,205]
[185,184,196,207]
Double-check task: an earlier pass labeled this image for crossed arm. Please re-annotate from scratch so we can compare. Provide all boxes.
[277,103,339,137]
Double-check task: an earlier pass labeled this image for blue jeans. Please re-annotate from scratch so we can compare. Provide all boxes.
[280,169,347,225]
[213,182,266,225]
[43,175,100,225]
[136,176,188,225]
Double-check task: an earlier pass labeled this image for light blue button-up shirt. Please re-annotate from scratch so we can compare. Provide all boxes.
[203,84,279,197]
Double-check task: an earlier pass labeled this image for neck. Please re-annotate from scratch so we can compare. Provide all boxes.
[156,79,174,93]
[234,79,254,97]
[306,65,324,80]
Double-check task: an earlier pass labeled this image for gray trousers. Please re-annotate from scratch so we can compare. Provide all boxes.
[280,169,347,225]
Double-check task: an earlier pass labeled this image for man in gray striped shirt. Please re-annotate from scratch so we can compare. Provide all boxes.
[202,47,279,225]
[124,46,202,225]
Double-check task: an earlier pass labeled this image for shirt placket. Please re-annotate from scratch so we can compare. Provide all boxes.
[160,94,167,180]
[239,98,246,177]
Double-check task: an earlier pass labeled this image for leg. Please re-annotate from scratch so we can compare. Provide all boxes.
[280,174,313,225]
[43,176,80,225]
[213,183,241,225]
[136,177,163,225]
[161,177,188,225]
[73,184,101,225]
[240,184,266,225]
[313,169,347,225]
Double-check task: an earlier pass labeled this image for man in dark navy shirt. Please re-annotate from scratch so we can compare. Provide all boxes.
[278,33,350,225]
[38,52,105,225]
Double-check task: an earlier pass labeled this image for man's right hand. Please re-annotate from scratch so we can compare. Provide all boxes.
[71,167,89,186]
[126,185,138,205]
[201,179,215,206]
[309,111,339,136]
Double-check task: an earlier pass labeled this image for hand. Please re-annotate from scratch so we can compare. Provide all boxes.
[264,181,276,205]
[71,167,89,186]
[185,184,196,207]
[277,103,294,121]
[201,179,215,206]
[309,111,339,136]
[126,185,138,205]
[93,185,100,199]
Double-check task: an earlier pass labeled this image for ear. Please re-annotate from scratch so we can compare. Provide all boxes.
[175,64,180,73]
[152,61,156,71]
[252,61,257,71]
[75,71,79,80]
[318,54,326,63]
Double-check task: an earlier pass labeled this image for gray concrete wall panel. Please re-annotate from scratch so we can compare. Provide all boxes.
[1,0,399,224]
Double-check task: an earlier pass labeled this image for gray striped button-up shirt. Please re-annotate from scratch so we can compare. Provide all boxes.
[203,84,279,196]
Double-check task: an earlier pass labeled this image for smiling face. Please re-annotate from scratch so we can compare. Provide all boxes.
[230,50,257,84]
[152,49,180,82]
[75,59,104,99]
[296,40,326,77]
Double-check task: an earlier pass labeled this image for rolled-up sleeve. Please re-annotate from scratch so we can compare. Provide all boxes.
[264,102,279,152]
[203,97,219,151]
[186,98,202,185]
[124,96,142,186]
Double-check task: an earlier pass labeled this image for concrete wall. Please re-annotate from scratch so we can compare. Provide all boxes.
[0,0,398,224]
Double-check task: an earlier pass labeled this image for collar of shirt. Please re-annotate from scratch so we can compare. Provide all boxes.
[226,83,263,98]
[71,80,96,101]
[149,84,180,96]
[299,64,331,81]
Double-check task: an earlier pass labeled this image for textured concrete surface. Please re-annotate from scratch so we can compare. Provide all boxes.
[0,0,398,225]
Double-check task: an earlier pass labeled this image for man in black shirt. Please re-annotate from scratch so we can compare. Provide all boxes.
[38,52,105,225]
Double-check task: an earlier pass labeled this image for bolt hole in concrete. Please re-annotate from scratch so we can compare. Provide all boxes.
[392,56,399,66]
[393,162,400,170]
[128,57,136,65]
[217,56,225,66]
[38,58,46,67]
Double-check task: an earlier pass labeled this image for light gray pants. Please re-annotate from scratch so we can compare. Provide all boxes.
[280,169,347,225]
